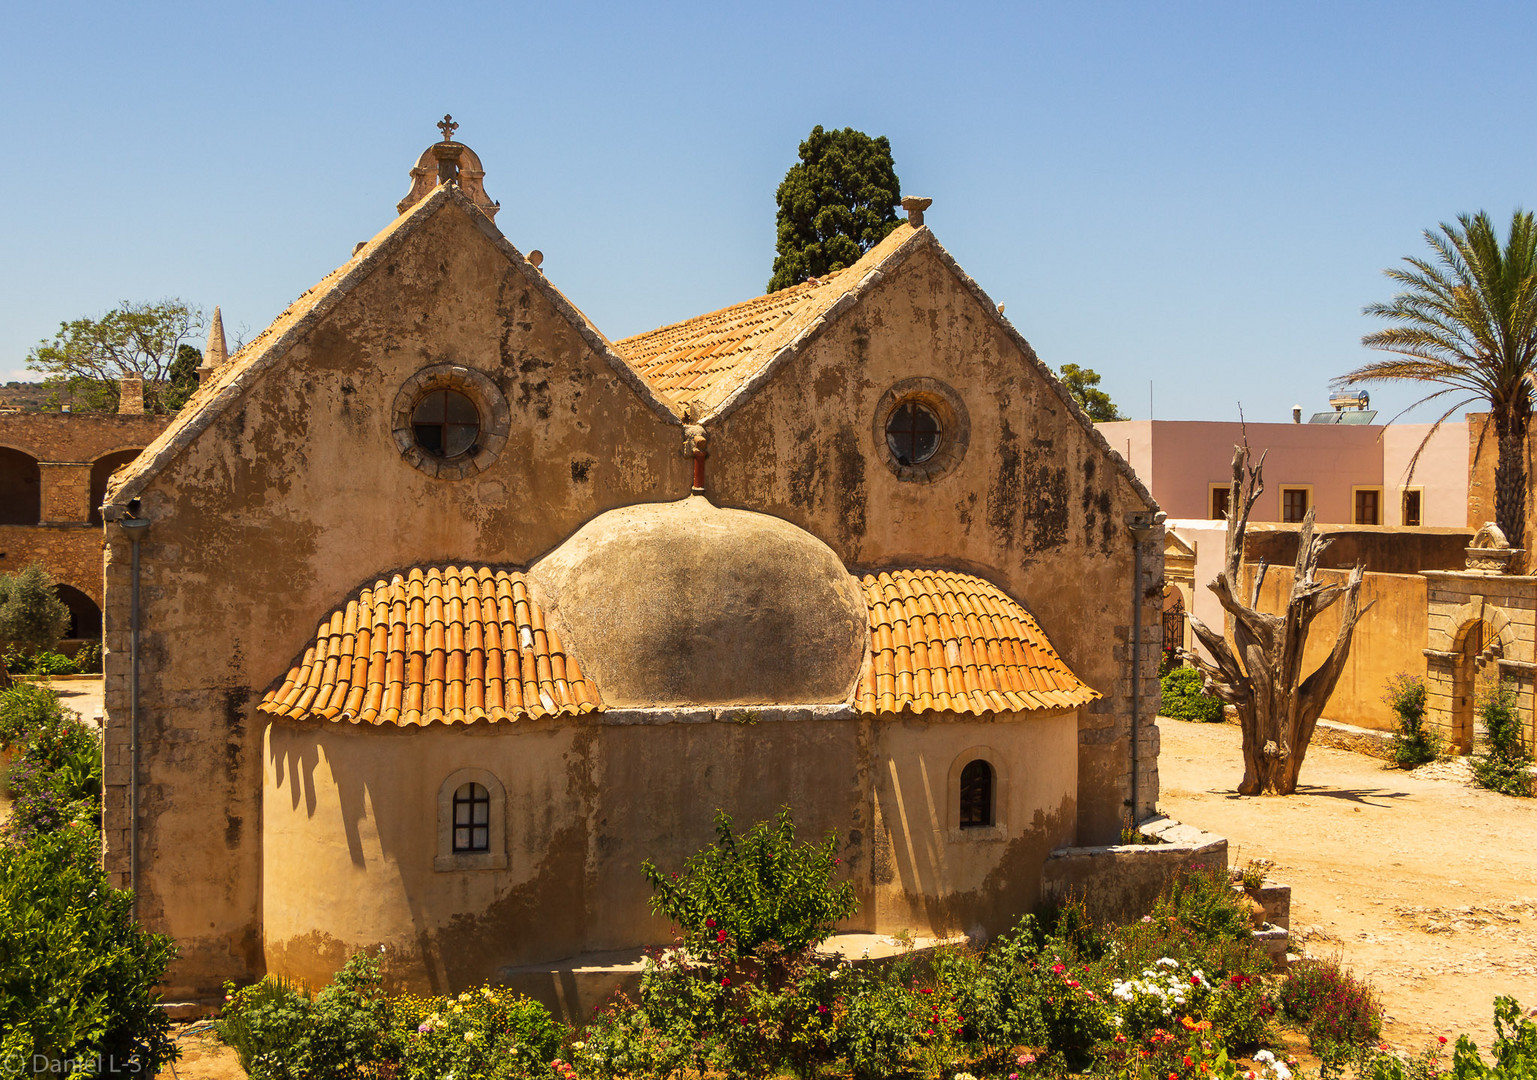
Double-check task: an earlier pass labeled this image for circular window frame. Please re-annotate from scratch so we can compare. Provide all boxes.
[872,377,970,483]
[392,364,510,480]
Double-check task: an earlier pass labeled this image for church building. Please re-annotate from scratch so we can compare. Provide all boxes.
[99,123,1163,1003]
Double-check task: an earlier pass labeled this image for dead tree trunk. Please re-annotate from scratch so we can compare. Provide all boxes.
[1184,443,1372,795]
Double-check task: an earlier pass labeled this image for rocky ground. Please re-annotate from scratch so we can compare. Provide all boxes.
[1159,716,1537,1054]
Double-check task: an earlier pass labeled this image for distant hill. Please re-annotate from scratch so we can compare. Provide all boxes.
[0,381,109,413]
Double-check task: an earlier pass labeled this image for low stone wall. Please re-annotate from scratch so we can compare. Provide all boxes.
[1040,816,1228,926]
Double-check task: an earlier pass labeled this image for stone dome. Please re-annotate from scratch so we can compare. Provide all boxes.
[528,497,868,708]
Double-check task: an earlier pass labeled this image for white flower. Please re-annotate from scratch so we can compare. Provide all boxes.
[1156,957,1179,968]
[1255,1051,1276,1064]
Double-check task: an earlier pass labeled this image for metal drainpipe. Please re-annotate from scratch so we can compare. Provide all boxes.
[1126,515,1156,827]
[118,514,150,909]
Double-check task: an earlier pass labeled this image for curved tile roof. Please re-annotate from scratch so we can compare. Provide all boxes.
[259,566,601,727]
[855,570,1100,715]
[261,563,1095,727]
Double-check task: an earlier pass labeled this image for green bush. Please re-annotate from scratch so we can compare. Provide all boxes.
[73,641,102,675]
[0,563,70,658]
[217,954,392,1080]
[1473,680,1534,797]
[1384,673,1442,768]
[0,681,70,752]
[1161,666,1226,722]
[0,827,179,1076]
[640,806,857,957]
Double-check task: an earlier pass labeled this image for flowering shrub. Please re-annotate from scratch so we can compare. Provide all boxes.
[395,984,563,1080]
[1112,957,1213,1037]
[1279,956,1382,1054]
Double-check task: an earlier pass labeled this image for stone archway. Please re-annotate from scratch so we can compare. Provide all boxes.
[0,446,41,525]
[1162,584,1187,669]
[1450,619,1503,753]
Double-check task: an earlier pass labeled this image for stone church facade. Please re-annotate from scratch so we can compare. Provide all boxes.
[100,133,1162,1002]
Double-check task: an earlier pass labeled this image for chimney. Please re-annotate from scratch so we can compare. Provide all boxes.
[118,377,144,415]
[901,196,933,228]
[1292,404,1302,424]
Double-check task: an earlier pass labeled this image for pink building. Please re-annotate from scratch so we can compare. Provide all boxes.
[1097,418,1468,528]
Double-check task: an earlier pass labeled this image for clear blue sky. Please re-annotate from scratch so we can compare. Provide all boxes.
[3,1,1534,424]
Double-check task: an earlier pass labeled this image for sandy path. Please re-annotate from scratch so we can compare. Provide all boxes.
[1157,716,1537,1053]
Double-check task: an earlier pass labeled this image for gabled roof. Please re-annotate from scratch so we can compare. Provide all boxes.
[104,184,681,511]
[614,225,919,416]
[260,562,1097,726]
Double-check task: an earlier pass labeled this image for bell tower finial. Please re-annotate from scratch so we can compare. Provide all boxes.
[397,115,501,222]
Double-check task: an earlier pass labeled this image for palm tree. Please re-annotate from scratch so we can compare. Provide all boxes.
[1340,210,1537,549]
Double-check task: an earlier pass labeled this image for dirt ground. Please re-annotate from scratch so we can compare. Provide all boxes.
[1158,716,1537,1054]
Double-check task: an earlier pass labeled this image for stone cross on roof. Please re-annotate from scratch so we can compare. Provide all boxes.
[437,114,459,143]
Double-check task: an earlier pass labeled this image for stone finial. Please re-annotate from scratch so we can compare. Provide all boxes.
[397,116,500,222]
[198,307,228,385]
[118,377,144,415]
[901,196,933,227]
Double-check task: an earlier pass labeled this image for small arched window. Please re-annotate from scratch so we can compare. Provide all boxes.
[452,782,490,852]
[436,769,507,871]
[959,759,993,828]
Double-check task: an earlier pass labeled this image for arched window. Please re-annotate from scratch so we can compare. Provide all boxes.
[959,759,994,828]
[0,447,41,525]
[452,782,490,852]
[89,449,143,525]
[435,768,507,871]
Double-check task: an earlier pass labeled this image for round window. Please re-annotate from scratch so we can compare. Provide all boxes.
[411,388,481,459]
[392,364,510,480]
[885,400,942,466]
[872,378,970,483]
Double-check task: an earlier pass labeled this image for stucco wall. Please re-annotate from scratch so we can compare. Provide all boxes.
[102,205,688,997]
[707,245,1158,846]
[1245,566,1429,732]
[262,709,1077,993]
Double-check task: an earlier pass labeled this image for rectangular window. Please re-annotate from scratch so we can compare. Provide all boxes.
[1210,486,1231,520]
[1282,488,1310,523]
[1402,488,1423,527]
[1354,488,1380,525]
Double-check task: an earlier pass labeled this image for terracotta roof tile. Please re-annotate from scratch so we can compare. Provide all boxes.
[612,225,916,414]
[262,561,1094,727]
[259,566,602,727]
[855,570,1099,716]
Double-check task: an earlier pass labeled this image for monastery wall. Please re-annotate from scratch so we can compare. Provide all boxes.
[705,242,1160,845]
[101,205,689,998]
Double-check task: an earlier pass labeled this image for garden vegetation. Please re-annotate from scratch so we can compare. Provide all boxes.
[213,808,1418,1080]
[0,681,179,1074]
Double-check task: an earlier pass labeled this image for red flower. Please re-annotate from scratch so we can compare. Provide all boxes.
[1439,1037,1449,1045]
[706,918,716,927]
[1191,976,1201,985]
[717,930,727,942]
[1184,1056,1194,1067]
[1051,963,1066,974]
[721,977,730,986]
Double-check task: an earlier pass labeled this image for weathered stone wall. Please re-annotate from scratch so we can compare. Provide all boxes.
[706,243,1160,844]
[0,413,166,603]
[101,203,688,999]
[101,196,1159,1000]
